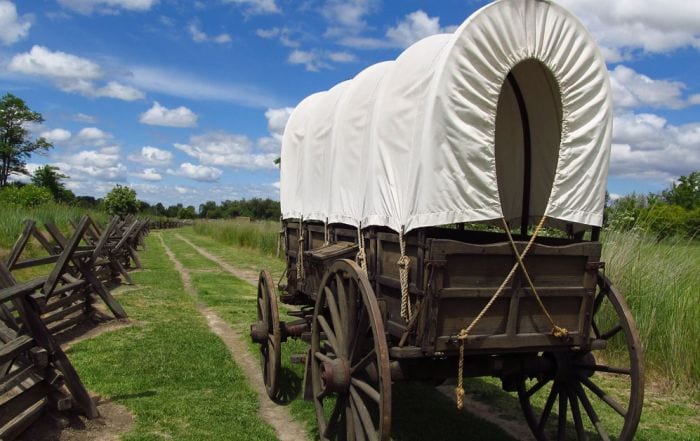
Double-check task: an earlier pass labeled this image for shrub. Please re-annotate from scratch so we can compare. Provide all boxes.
[0,184,53,207]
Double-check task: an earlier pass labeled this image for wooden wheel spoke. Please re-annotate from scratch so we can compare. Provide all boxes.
[527,376,552,398]
[350,378,381,404]
[323,396,346,439]
[351,348,376,374]
[600,324,623,341]
[575,382,611,441]
[350,396,366,441]
[324,287,345,353]
[568,387,587,441]
[557,387,568,441]
[315,351,333,363]
[538,383,559,432]
[317,315,340,352]
[581,377,627,418]
[349,309,369,362]
[350,387,379,441]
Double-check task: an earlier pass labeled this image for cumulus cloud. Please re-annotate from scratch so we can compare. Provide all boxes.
[127,146,173,166]
[73,127,113,146]
[0,1,31,45]
[223,0,279,15]
[338,9,456,49]
[556,0,700,61]
[288,49,328,72]
[187,21,231,44]
[39,128,71,143]
[139,101,198,127]
[58,0,157,15]
[7,46,144,101]
[174,131,279,170]
[322,0,378,37]
[610,65,694,109]
[73,113,97,124]
[256,26,299,47]
[55,146,127,182]
[129,168,162,181]
[168,162,222,182]
[610,111,700,182]
[265,107,293,138]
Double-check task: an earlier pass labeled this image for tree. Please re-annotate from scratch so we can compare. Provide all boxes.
[662,171,699,210]
[103,185,138,217]
[31,164,72,201]
[0,93,53,186]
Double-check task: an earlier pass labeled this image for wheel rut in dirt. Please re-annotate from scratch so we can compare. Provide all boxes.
[158,234,308,441]
[175,233,260,285]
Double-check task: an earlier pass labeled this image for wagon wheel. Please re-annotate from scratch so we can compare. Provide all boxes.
[310,259,391,441]
[517,273,644,441]
[251,269,281,400]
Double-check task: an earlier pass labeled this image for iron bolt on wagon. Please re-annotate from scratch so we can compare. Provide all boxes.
[250,1,644,439]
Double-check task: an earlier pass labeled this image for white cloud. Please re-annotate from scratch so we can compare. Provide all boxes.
[174,131,279,170]
[556,0,700,61]
[7,46,144,101]
[322,0,378,37]
[223,0,280,15]
[265,107,293,139]
[256,26,299,47]
[610,65,693,109]
[0,1,31,45]
[327,51,356,63]
[139,101,198,127]
[127,146,173,166]
[288,49,328,72]
[610,111,700,182]
[129,168,162,181]
[56,146,127,181]
[126,65,281,108]
[8,45,102,80]
[58,0,157,15]
[168,162,222,182]
[39,128,71,143]
[187,21,231,44]
[338,9,455,50]
[73,113,97,123]
[73,127,112,146]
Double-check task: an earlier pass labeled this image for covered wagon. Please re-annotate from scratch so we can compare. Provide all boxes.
[250,0,643,440]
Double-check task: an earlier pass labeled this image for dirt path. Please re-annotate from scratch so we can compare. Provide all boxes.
[175,233,260,285]
[158,234,308,441]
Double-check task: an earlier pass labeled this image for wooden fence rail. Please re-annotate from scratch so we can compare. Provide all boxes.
[0,215,150,440]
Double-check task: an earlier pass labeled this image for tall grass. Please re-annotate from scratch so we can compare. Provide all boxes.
[0,202,110,249]
[602,230,700,390]
[192,219,280,256]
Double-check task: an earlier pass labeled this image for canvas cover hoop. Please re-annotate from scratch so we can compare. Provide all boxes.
[280,0,612,234]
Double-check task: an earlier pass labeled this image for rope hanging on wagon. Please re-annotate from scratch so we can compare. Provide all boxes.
[501,217,568,339]
[296,217,305,282]
[324,217,330,246]
[398,227,412,322]
[355,223,368,273]
[455,216,557,410]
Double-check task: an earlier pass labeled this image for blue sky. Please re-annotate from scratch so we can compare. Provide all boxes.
[1,0,698,207]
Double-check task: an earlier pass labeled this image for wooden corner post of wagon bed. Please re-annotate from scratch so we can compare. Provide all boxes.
[249,0,644,440]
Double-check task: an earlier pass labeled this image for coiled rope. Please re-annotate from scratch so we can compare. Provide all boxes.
[398,228,412,322]
[355,224,368,273]
[455,216,567,410]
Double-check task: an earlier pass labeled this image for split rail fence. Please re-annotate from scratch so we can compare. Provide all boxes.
[0,215,150,440]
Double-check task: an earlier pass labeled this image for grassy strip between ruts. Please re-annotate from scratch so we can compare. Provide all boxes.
[161,228,522,441]
[64,233,278,441]
[169,226,700,441]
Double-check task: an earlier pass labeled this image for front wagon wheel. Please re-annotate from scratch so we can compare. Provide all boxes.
[310,259,392,441]
[517,273,644,441]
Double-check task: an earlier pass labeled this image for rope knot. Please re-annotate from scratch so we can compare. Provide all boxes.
[397,254,410,269]
[552,325,569,338]
[457,329,469,340]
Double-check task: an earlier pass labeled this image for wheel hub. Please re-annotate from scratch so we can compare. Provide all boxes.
[250,321,268,344]
[320,358,351,394]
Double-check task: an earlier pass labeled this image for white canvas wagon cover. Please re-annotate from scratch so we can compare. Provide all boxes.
[280,0,612,233]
